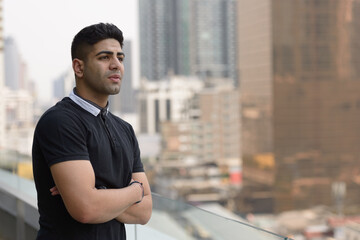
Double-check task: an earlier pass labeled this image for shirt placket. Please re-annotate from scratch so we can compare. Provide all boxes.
[100,110,116,147]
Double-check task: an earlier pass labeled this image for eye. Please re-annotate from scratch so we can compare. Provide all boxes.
[118,57,124,62]
[99,55,109,60]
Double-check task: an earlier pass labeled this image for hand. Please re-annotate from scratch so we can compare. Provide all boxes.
[129,180,144,204]
[50,186,60,196]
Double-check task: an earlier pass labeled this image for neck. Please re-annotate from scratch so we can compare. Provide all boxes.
[74,87,108,108]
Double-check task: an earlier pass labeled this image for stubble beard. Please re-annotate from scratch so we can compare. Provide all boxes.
[107,84,121,95]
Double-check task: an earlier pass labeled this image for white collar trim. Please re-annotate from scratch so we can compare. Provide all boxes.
[69,90,101,116]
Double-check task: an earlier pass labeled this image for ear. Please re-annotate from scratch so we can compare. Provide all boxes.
[72,59,84,78]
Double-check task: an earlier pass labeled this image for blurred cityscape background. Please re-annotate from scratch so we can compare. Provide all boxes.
[1,0,360,239]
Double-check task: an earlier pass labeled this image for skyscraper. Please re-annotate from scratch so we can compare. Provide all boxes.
[139,0,237,84]
[53,68,75,101]
[139,0,180,81]
[238,0,360,213]
[4,37,21,90]
[189,0,237,82]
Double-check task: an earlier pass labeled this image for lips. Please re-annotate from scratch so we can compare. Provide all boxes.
[108,74,121,83]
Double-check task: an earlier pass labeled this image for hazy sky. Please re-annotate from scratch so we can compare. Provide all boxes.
[3,0,139,101]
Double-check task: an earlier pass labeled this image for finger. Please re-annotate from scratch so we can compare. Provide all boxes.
[50,187,60,196]
[51,190,60,196]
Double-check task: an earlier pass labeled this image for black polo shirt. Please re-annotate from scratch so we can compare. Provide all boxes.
[32,91,144,240]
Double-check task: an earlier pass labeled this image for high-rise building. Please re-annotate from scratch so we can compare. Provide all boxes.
[150,77,241,205]
[139,0,237,84]
[4,37,27,90]
[0,0,5,149]
[238,0,360,213]
[53,68,75,101]
[138,75,203,134]
[139,0,179,81]
[159,78,241,164]
[189,0,237,82]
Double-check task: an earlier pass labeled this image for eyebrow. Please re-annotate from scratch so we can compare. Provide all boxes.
[95,51,125,57]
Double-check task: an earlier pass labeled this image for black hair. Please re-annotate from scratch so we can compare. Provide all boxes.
[71,23,124,60]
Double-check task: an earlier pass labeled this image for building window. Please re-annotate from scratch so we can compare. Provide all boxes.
[155,99,160,133]
[166,99,171,120]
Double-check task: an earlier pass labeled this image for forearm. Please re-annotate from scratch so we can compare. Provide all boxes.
[50,161,145,224]
[81,185,142,224]
[50,183,145,224]
[115,194,152,224]
[116,172,153,225]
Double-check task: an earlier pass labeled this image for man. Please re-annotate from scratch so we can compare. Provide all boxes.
[32,23,152,239]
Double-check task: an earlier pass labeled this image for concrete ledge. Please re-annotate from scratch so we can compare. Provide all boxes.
[0,169,39,239]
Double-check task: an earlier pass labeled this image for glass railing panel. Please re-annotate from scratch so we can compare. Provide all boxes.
[126,224,180,240]
[0,168,37,204]
[0,167,292,239]
[132,193,293,240]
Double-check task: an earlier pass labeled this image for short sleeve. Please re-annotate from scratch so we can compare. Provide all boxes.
[129,125,144,173]
[34,109,90,167]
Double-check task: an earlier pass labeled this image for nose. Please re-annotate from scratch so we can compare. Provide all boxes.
[109,56,122,70]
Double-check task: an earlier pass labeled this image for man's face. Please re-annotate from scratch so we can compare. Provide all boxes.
[82,38,125,97]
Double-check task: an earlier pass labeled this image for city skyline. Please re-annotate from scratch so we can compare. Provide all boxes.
[2,0,360,238]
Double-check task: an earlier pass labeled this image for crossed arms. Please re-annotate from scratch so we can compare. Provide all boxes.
[50,160,152,224]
